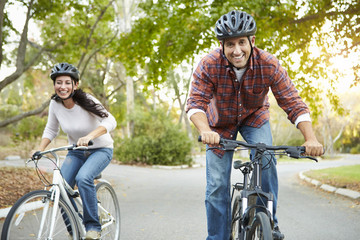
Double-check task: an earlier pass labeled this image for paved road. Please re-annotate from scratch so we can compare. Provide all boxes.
[103,155,360,240]
[1,155,359,239]
[276,155,360,240]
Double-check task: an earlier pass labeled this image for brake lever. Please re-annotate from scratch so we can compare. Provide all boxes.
[300,155,318,162]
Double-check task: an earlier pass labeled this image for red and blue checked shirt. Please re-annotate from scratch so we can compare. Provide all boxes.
[186,47,310,143]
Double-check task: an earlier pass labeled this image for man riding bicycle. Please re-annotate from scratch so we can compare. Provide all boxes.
[186,10,323,240]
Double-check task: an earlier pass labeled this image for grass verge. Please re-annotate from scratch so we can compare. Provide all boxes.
[304,164,360,192]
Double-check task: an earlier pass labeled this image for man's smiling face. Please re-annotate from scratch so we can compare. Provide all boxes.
[222,36,255,69]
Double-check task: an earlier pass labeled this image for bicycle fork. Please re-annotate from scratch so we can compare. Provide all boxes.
[39,170,63,240]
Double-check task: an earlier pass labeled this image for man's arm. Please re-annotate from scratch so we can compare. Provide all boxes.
[189,112,220,145]
[297,121,323,156]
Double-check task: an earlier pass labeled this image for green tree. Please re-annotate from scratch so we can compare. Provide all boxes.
[117,0,360,118]
[0,0,121,128]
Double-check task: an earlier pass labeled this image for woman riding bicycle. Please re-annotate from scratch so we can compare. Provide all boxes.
[32,62,117,240]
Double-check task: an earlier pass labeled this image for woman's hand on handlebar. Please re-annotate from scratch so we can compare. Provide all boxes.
[199,131,220,145]
[77,136,93,147]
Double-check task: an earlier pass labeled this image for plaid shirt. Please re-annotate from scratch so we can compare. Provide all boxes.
[186,47,309,152]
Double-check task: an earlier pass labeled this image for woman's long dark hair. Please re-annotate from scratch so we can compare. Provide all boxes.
[51,89,109,118]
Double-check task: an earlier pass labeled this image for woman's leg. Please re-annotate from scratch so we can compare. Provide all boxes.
[75,148,113,232]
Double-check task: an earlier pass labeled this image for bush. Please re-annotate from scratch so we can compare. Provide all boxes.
[350,145,360,154]
[11,116,47,142]
[114,109,192,166]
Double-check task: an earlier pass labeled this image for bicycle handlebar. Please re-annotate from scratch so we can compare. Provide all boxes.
[30,140,94,161]
[198,136,318,162]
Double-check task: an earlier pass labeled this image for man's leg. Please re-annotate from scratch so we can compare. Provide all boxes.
[205,148,233,240]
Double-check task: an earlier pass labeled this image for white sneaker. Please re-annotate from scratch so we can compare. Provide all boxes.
[85,230,101,240]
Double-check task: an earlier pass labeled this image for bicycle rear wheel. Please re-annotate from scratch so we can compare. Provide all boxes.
[1,190,79,240]
[96,181,121,239]
[231,195,242,240]
[246,212,272,240]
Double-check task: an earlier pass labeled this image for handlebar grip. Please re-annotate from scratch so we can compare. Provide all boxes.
[198,135,224,144]
[299,146,306,153]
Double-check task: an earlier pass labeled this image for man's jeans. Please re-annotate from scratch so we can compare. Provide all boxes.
[205,121,278,240]
[61,148,113,232]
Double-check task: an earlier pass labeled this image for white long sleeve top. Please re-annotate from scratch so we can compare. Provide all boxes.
[42,94,117,149]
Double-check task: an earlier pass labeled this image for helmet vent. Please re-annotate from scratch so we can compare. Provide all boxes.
[239,22,244,31]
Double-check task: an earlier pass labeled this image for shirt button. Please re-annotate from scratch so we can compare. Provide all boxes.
[239,114,242,117]
[239,104,242,106]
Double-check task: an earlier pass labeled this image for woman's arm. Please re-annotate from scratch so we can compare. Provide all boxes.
[76,126,107,146]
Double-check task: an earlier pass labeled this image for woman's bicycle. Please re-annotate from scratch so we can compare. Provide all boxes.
[203,137,318,240]
[1,143,121,240]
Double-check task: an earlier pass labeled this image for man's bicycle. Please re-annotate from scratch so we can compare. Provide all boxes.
[202,137,318,240]
[1,143,121,240]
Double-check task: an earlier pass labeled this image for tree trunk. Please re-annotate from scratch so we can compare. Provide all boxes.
[126,76,134,138]
[0,99,50,128]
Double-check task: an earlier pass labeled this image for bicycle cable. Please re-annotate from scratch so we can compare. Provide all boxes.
[33,155,59,187]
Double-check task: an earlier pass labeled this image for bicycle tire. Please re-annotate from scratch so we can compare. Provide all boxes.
[246,212,272,240]
[96,181,121,240]
[1,189,79,240]
[231,195,242,240]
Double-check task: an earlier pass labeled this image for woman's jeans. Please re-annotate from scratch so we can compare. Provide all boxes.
[61,148,113,232]
[205,121,278,240]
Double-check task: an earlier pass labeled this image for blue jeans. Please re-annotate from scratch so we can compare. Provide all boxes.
[205,121,278,240]
[61,148,113,232]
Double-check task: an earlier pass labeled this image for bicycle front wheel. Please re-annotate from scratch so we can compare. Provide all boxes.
[246,212,272,240]
[96,181,121,240]
[1,190,79,240]
[231,195,242,240]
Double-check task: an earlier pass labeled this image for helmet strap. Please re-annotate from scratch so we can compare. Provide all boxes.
[248,36,254,63]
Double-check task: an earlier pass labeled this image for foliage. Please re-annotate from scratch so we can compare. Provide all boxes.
[1,0,122,127]
[329,88,360,153]
[0,167,51,208]
[11,115,47,142]
[0,104,20,120]
[114,108,192,166]
[117,0,360,117]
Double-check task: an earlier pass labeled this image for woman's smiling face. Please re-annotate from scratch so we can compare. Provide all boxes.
[54,75,77,99]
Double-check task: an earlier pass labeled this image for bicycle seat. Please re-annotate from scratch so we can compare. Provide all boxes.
[233,160,252,170]
[233,160,243,169]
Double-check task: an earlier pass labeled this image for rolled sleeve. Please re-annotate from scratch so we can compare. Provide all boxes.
[99,112,117,133]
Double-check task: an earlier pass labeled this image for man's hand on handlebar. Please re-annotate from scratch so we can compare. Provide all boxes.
[302,139,324,157]
[199,131,220,145]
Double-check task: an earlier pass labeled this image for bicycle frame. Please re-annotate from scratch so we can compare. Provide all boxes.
[240,154,274,228]
[2,142,120,240]
[220,136,319,240]
[37,147,87,238]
